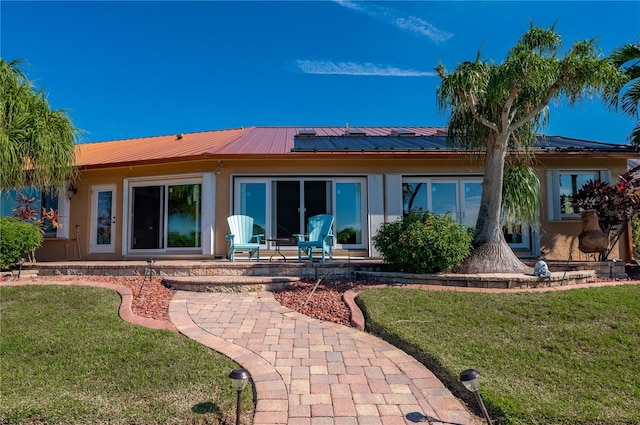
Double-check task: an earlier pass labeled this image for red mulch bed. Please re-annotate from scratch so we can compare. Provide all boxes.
[272,279,366,327]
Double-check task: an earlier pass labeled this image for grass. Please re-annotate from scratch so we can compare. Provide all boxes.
[0,285,254,425]
[357,284,640,425]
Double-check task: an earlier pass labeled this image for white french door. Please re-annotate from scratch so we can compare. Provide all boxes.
[90,184,116,253]
[233,177,367,250]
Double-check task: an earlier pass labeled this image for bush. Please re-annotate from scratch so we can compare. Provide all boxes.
[0,217,43,269]
[373,211,472,274]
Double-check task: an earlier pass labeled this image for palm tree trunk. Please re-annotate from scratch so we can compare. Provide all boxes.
[456,136,532,274]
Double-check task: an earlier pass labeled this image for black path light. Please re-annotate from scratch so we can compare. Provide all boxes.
[229,368,251,425]
[459,368,493,425]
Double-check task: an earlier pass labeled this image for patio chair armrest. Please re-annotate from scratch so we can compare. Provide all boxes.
[225,233,234,241]
[252,234,264,243]
[321,234,333,242]
[293,233,307,242]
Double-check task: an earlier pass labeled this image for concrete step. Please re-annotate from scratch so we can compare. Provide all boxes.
[162,275,300,292]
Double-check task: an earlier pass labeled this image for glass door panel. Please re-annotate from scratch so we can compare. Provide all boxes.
[167,184,202,248]
[403,181,428,216]
[90,184,116,253]
[240,182,267,237]
[131,186,163,250]
[275,181,300,242]
[304,181,329,224]
[431,182,458,219]
[462,181,482,227]
[335,182,362,245]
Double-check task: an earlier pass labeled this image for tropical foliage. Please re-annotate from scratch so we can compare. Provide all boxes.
[435,25,624,273]
[11,192,62,233]
[0,58,78,190]
[608,42,640,147]
[372,211,472,274]
[571,166,640,260]
[502,162,540,228]
[0,217,43,269]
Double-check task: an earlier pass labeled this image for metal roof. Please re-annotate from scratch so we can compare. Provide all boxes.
[291,134,638,153]
[74,126,637,168]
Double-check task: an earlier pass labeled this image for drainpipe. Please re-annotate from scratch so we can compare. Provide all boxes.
[625,221,634,263]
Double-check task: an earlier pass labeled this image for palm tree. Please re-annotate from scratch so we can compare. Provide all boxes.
[0,59,79,191]
[435,25,624,273]
[608,42,640,147]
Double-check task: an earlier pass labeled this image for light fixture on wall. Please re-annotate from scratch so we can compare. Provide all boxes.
[215,161,224,174]
[67,184,77,199]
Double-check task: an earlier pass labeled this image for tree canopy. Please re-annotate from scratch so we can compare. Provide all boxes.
[435,25,625,273]
[0,59,79,191]
[608,42,640,147]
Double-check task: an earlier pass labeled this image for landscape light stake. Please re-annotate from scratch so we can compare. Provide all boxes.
[138,258,155,297]
[459,368,493,425]
[229,368,251,425]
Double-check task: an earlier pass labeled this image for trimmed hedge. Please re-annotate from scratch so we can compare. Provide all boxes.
[0,217,43,269]
[373,211,472,274]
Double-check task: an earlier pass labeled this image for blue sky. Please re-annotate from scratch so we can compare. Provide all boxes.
[2,1,638,144]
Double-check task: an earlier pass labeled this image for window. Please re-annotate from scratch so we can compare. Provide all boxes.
[402,178,482,227]
[547,169,610,220]
[559,172,598,215]
[402,177,531,249]
[0,187,68,238]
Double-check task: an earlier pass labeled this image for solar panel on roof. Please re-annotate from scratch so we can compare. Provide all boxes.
[298,129,316,137]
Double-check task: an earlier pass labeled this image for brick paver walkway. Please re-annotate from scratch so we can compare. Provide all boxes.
[169,291,478,425]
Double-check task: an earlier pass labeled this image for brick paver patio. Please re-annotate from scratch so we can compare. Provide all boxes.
[169,291,479,425]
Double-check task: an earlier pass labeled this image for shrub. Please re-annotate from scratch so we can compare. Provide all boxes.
[373,211,472,274]
[0,217,43,269]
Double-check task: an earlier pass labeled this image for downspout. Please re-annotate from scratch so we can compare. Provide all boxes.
[625,221,634,262]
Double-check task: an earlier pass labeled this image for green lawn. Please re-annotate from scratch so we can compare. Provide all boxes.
[357,284,640,425]
[0,285,254,425]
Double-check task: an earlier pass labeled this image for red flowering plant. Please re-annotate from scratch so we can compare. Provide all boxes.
[571,166,640,260]
[11,193,62,234]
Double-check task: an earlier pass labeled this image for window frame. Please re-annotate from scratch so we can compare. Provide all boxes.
[547,169,611,221]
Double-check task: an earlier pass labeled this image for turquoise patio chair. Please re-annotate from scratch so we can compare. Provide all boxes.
[226,215,263,261]
[295,214,334,262]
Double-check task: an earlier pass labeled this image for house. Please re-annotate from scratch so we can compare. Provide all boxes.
[7,126,639,263]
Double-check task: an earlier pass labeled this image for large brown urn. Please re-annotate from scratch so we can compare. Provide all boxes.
[578,209,609,253]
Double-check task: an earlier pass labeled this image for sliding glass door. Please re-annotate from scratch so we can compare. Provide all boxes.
[129,181,202,252]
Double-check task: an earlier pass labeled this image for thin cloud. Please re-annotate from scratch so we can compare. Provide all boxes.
[334,0,453,42]
[296,60,435,77]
